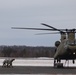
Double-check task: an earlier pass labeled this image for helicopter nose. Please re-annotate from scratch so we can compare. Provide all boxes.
[69,42,76,46]
[68,44,76,52]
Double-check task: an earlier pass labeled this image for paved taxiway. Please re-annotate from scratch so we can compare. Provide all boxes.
[0,58,76,74]
[0,66,76,74]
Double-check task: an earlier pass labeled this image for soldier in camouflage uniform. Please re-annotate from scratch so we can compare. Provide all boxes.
[2,58,15,68]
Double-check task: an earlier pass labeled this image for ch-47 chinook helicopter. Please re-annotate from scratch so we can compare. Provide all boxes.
[12,23,76,68]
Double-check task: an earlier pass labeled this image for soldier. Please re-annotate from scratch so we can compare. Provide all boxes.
[2,58,15,68]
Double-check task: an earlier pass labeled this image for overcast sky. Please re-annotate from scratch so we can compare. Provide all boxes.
[0,0,76,46]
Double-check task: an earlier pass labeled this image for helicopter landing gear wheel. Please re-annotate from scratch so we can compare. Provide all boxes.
[73,60,75,64]
[54,59,63,68]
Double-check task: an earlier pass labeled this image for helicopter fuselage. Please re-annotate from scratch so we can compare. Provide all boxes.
[54,39,76,60]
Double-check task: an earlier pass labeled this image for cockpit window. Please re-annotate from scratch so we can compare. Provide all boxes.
[66,40,76,45]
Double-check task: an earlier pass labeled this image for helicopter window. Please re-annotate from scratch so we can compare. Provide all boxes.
[64,41,67,45]
[64,42,66,45]
[65,40,69,44]
[74,40,76,44]
[66,40,76,45]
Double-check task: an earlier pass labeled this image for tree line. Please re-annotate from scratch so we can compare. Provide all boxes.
[0,45,55,57]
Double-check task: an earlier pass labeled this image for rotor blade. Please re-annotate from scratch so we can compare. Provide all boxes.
[41,23,63,32]
[11,27,56,31]
[11,27,76,33]
[35,32,60,35]
[41,23,76,32]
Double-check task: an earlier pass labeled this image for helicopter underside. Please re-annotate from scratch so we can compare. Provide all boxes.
[57,53,76,60]
[57,50,76,60]
[54,51,76,68]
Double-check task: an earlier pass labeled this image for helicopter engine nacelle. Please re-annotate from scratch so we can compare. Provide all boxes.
[55,41,60,47]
